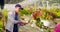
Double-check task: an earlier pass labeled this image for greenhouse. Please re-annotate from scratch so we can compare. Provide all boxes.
[0,0,60,32]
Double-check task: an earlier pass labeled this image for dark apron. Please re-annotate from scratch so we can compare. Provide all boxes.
[13,13,18,32]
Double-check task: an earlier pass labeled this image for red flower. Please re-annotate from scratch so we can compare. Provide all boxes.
[32,11,39,20]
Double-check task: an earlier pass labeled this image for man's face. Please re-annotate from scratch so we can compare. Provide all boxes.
[15,7,20,12]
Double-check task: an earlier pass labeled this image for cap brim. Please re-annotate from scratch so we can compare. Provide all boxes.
[20,7,23,10]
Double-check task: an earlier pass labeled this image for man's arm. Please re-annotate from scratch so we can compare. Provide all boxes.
[8,12,28,24]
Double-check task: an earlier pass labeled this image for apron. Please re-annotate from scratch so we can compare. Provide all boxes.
[13,12,18,32]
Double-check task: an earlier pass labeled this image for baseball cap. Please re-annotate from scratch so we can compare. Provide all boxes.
[15,4,23,10]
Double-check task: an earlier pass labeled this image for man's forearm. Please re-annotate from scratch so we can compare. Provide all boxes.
[18,20,28,24]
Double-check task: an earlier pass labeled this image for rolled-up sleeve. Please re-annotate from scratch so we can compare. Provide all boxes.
[8,12,19,24]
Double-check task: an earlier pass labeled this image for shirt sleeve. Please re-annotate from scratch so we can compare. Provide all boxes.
[8,12,19,24]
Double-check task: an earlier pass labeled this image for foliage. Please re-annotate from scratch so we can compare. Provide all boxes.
[3,9,8,17]
[36,16,43,28]
[49,7,60,17]
[20,7,60,20]
[0,21,3,28]
[20,8,34,16]
[0,20,3,32]
[20,9,29,15]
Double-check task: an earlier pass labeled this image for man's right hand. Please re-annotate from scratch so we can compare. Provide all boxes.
[18,20,28,25]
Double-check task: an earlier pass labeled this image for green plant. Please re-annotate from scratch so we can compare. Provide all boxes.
[0,20,3,32]
[3,9,8,17]
[49,7,60,17]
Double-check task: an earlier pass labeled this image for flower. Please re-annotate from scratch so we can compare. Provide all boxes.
[54,23,60,32]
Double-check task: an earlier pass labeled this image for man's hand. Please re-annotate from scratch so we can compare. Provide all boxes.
[22,20,28,24]
[18,20,28,25]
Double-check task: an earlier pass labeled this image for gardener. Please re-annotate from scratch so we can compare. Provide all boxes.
[5,4,28,32]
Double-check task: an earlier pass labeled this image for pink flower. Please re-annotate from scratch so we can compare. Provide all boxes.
[54,23,60,32]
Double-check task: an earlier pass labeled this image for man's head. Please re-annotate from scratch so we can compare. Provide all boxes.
[15,4,23,12]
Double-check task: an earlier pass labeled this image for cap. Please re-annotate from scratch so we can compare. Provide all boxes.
[15,4,23,10]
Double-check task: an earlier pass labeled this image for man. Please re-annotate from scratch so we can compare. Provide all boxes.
[5,4,28,32]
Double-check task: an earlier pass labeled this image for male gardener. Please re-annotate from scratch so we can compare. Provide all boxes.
[5,4,28,32]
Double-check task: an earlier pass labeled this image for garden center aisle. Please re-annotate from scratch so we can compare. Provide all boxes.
[18,24,41,32]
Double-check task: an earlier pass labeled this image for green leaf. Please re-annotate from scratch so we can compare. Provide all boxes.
[0,21,3,28]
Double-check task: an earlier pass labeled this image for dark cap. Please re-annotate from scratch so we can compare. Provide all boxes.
[15,4,23,10]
